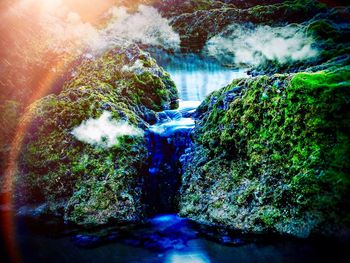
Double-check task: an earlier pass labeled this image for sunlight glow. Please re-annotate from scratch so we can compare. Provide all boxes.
[165,252,211,263]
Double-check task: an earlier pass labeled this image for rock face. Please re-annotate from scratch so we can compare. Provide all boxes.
[168,0,328,52]
[15,44,178,225]
[158,1,350,75]
[179,66,350,238]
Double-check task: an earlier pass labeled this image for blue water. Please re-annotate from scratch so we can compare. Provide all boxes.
[149,51,247,139]
[146,100,200,215]
[145,53,246,215]
[149,101,200,136]
[12,213,348,263]
[152,51,248,101]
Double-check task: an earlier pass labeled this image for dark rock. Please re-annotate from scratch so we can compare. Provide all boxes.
[223,88,241,110]
[219,236,246,246]
[17,204,49,218]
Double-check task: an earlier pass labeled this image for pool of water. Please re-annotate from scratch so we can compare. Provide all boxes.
[11,214,349,263]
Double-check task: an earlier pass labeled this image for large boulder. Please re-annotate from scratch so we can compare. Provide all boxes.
[15,44,178,225]
[180,66,350,238]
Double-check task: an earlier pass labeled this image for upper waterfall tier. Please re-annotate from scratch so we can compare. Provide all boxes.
[149,50,248,101]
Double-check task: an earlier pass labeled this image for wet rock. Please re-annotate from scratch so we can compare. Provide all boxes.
[223,87,241,110]
[71,234,102,248]
[180,68,350,238]
[14,44,179,226]
[170,0,327,53]
[219,236,246,246]
[17,204,49,218]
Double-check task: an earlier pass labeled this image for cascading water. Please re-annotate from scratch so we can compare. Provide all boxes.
[150,50,248,101]
[145,101,200,215]
[145,51,248,215]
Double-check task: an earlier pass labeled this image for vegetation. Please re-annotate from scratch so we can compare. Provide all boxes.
[180,66,350,237]
[16,44,178,225]
[170,0,329,52]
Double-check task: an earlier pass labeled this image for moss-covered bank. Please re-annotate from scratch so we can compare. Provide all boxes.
[15,44,178,225]
[160,1,350,75]
[169,0,328,52]
[180,66,350,238]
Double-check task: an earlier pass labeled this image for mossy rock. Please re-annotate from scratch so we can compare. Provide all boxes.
[180,66,350,237]
[167,1,349,75]
[170,0,327,52]
[15,44,178,225]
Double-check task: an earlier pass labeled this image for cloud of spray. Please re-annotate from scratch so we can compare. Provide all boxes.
[205,24,318,66]
[71,111,143,148]
[99,5,180,52]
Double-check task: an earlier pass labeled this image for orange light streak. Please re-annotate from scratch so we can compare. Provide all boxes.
[1,58,70,263]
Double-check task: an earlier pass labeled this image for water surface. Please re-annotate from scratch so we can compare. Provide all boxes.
[14,214,348,263]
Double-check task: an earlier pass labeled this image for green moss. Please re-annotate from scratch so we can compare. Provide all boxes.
[172,0,330,53]
[16,45,179,225]
[181,66,350,237]
[260,207,282,227]
[248,0,326,23]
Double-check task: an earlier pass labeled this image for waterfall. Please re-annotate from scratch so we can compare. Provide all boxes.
[144,51,248,215]
[144,101,199,215]
[149,49,248,101]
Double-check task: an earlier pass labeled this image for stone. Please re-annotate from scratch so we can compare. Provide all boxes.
[15,43,179,225]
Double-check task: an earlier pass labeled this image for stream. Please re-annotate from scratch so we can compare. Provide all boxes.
[144,52,247,216]
[8,53,348,263]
